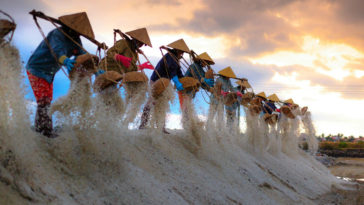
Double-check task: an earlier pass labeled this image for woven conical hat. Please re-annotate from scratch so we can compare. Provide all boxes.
[284,98,294,104]
[167,39,190,53]
[59,12,95,39]
[198,52,214,65]
[256,92,266,99]
[267,94,280,102]
[236,80,251,88]
[126,28,152,47]
[218,66,236,78]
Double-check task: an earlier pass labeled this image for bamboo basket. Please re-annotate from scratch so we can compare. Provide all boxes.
[224,92,238,106]
[263,113,271,122]
[123,71,148,83]
[179,77,201,92]
[211,81,222,98]
[250,97,262,106]
[240,92,254,106]
[249,104,262,116]
[264,113,278,125]
[281,105,295,119]
[0,19,16,39]
[93,71,123,92]
[151,78,170,98]
[69,54,99,79]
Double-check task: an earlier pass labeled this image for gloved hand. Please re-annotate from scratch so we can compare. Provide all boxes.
[95,69,105,77]
[204,78,214,87]
[276,108,281,112]
[236,91,243,97]
[221,91,228,97]
[114,54,131,68]
[62,57,76,74]
[172,76,184,91]
[138,62,154,70]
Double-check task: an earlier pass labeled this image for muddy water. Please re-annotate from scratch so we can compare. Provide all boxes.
[330,157,364,179]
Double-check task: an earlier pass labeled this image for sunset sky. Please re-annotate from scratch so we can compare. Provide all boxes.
[3,0,364,136]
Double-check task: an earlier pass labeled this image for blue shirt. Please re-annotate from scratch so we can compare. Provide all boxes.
[211,76,239,110]
[26,29,85,83]
[185,62,210,90]
[150,53,183,82]
[263,101,277,114]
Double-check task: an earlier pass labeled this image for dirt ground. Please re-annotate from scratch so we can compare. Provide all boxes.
[329,158,364,179]
[322,158,364,205]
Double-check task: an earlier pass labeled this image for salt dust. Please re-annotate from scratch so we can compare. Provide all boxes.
[0,44,357,204]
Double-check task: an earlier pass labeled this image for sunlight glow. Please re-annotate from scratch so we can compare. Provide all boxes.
[249,36,364,81]
[271,72,364,136]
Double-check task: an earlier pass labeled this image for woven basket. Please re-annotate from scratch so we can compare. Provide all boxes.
[263,113,271,122]
[281,105,295,119]
[250,97,262,106]
[123,71,148,83]
[249,104,261,116]
[268,114,278,125]
[210,81,222,98]
[240,92,254,106]
[0,19,16,39]
[224,92,238,106]
[93,71,123,92]
[69,54,99,79]
[301,106,308,115]
[291,104,299,110]
[151,78,170,98]
[179,77,201,92]
[205,69,214,79]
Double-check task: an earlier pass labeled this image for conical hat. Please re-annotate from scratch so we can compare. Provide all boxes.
[198,52,214,65]
[59,12,95,39]
[126,28,152,47]
[167,39,190,53]
[256,92,266,99]
[284,98,294,104]
[236,80,251,88]
[267,94,280,102]
[218,66,236,78]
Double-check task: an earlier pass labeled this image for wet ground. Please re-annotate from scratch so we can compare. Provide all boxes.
[324,158,364,205]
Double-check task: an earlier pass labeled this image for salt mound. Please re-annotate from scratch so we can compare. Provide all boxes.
[0,44,356,204]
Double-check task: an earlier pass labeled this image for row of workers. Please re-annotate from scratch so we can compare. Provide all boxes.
[15,11,295,137]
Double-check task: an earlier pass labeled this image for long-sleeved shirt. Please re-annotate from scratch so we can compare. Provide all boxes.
[215,76,236,93]
[26,28,84,83]
[263,101,277,114]
[185,62,210,90]
[102,39,139,73]
[150,53,183,82]
[211,76,238,110]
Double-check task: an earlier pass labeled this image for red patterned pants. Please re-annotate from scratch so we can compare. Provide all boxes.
[27,71,53,105]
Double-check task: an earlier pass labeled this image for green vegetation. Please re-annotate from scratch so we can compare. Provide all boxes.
[319,141,364,150]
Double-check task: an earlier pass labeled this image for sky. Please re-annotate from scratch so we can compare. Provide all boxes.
[2,0,364,136]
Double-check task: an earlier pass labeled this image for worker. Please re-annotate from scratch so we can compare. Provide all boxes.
[26,12,95,138]
[284,98,294,107]
[185,52,215,92]
[139,39,190,133]
[102,28,153,74]
[264,94,280,114]
[180,52,215,110]
[209,66,242,128]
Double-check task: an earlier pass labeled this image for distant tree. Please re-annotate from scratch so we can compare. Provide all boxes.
[348,136,355,142]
